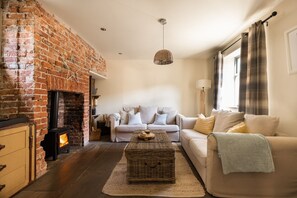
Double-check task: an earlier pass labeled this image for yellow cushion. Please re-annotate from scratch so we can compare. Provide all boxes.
[227,122,249,133]
[193,115,215,135]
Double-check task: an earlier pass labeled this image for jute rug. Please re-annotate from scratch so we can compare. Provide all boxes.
[102,145,205,197]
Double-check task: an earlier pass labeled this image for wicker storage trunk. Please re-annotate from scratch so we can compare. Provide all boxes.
[125,131,175,183]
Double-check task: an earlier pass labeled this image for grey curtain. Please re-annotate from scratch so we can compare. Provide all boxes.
[213,51,223,110]
[239,21,268,115]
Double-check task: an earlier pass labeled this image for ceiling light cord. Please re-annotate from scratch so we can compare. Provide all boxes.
[163,23,165,49]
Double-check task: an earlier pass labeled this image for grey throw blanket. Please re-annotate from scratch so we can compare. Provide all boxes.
[211,132,275,174]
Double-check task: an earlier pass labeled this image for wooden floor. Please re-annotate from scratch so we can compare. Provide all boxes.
[13,136,215,198]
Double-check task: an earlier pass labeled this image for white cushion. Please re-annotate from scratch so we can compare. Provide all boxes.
[147,124,179,132]
[139,106,158,124]
[244,114,279,136]
[116,124,147,132]
[213,111,244,132]
[128,112,142,125]
[153,113,167,125]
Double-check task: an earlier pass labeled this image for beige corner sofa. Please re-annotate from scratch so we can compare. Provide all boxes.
[110,106,181,142]
[180,111,297,198]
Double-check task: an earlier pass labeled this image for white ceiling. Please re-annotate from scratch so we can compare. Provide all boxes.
[38,0,283,60]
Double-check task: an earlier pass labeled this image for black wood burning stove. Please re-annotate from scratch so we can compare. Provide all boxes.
[42,127,70,160]
[41,91,70,160]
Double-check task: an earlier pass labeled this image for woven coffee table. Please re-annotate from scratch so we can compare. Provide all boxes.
[125,130,175,183]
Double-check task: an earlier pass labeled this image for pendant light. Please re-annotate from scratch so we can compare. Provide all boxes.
[154,18,173,65]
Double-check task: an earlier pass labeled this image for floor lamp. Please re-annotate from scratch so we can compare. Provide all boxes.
[196,79,211,115]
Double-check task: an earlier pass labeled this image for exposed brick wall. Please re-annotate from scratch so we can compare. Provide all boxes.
[1,0,107,178]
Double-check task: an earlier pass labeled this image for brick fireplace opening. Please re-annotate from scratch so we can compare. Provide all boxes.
[42,91,84,160]
[44,91,84,150]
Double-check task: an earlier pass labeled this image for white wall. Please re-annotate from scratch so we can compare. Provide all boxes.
[266,0,297,136]
[95,59,208,116]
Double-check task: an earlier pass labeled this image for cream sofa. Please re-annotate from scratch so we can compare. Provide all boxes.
[180,112,297,198]
[110,106,181,142]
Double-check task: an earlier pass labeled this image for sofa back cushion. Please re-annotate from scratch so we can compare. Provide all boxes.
[139,106,158,124]
[212,111,244,132]
[161,107,177,124]
[244,114,279,136]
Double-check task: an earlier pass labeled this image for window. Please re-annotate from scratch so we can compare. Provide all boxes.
[220,48,241,110]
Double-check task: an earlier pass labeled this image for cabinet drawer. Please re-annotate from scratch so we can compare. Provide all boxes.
[0,149,26,178]
[0,166,28,198]
[0,128,27,157]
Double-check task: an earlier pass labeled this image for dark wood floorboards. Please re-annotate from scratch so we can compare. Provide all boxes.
[13,136,215,198]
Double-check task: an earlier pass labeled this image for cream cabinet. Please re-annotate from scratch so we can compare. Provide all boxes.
[0,123,35,198]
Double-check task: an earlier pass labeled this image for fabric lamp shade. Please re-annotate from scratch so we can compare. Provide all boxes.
[196,79,211,90]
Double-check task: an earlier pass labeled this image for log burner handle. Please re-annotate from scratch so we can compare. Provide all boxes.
[0,184,5,191]
[0,144,5,150]
[0,165,6,172]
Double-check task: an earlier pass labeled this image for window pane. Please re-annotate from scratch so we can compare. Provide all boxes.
[221,48,241,110]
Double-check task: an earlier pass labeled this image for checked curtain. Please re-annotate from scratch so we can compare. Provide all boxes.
[214,21,268,115]
[239,21,268,115]
[213,51,223,110]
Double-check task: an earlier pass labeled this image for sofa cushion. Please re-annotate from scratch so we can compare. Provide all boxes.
[227,122,249,133]
[116,124,147,132]
[139,106,158,124]
[162,107,177,124]
[153,113,167,125]
[180,129,208,143]
[213,111,244,132]
[128,112,142,125]
[119,109,134,125]
[189,138,207,167]
[244,114,279,136]
[147,124,179,132]
[193,115,215,135]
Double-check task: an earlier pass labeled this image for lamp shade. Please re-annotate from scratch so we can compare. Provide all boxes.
[154,49,173,65]
[196,79,211,89]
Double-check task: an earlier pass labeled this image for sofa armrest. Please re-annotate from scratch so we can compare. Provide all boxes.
[206,135,297,197]
[175,113,183,128]
[180,116,197,129]
[109,113,120,142]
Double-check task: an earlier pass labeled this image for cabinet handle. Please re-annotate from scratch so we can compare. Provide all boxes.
[0,165,6,171]
[0,145,5,150]
[0,184,5,191]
